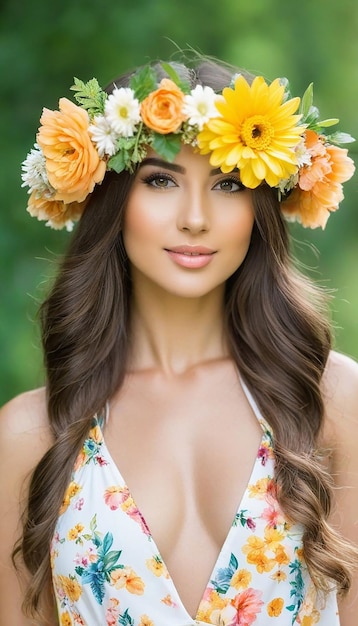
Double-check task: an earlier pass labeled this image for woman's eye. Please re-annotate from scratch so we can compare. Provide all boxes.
[144,174,177,189]
[213,178,244,193]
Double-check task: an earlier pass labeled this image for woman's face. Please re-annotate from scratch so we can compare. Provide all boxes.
[123,145,255,299]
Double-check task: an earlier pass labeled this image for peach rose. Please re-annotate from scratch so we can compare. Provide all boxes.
[27,191,86,229]
[282,129,355,228]
[37,98,106,204]
[140,79,186,134]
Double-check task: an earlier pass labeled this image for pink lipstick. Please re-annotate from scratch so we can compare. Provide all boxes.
[165,245,216,269]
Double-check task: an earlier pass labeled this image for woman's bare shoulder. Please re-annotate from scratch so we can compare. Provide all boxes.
[321,349,358,441]
[0,388,53,469]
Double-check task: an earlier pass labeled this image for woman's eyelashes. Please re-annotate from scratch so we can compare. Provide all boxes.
[141,171,245,193]
[142,172,177,189]
[212,177,245,193]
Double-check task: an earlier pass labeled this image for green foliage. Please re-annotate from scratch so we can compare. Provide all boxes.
[1,0,357,405]
[151,132,182,162]
[71,77,107,118]
[129,66,158,101]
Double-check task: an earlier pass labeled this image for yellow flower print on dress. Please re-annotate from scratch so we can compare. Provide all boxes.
[60,612,72,626]
[67,524,85,541]
[110,566,145,595]
[56,574,82,602]
[146,555,170,578]
[231,568,252,590]
[267,596,284,617]
[248,476,270,499]
[139,615,155,626]
[59,481,82,515]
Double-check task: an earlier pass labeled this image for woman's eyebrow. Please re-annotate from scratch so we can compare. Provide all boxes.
[139,158,185,173]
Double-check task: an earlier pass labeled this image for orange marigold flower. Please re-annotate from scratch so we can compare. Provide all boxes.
[267,597,284,617]
[282,129,355,228]
[37,98,106,204]
[140,79,186,134]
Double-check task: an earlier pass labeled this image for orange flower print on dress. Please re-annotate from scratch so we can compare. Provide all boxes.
[146,555,170,578]
[231,568,252,590]
[59,481,82,515]
[140,79,186,134]
[161,594,178,608]
[282,129,355,228]
[139,616,155,626]
[57,574,82,602]
[37,98,106,204]
[60,612,72,626]
[110,566,145,595]
[267,597,284,617]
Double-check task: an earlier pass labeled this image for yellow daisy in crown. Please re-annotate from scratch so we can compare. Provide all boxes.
[197,74,303,188]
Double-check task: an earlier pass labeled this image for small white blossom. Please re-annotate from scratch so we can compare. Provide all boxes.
[89,115,118,157]
[296,138,312,167]
[104,87,141,137]
[277,173,299,195]
[183,85,221,130]
[21,144,54,197]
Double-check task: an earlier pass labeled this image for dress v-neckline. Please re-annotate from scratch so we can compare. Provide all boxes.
[100,380,268,622]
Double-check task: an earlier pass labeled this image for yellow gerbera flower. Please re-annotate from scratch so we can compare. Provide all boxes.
[197,74,303,188]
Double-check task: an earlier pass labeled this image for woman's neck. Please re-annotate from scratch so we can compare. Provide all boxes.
[128,281,228,375]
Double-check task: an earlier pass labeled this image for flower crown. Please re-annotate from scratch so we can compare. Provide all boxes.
[21,63,355,230]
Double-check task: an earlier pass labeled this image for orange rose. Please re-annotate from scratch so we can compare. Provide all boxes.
[27,191,86,229]
[37,98,106,204]
[282,129,355,228]
[140,79,186,134]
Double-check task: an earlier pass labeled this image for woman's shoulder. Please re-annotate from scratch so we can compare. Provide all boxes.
[321,349,358,441]
[0,388,53,473]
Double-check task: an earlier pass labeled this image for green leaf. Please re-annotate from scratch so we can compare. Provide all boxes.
[70,77,106,117]
[300,83,314,119]
[108,151,126,173]
[101,532,114,555]
[318,118,339,128]
[90,514,97,532]
[151,132,182,162]
[161,62,191,94]
[130,66,157,101]
[103,550,122,570]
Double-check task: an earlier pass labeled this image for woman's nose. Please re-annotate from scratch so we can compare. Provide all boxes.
[176,189,209,234]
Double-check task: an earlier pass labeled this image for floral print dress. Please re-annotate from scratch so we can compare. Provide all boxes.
[51,382,340,626]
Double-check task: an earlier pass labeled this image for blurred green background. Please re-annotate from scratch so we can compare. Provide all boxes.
[1,0,357,406]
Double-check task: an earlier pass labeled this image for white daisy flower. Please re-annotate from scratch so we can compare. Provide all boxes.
[21,144,54,196]
[183,85,221,130]
[89,115,118,157]
[104,87,141,137]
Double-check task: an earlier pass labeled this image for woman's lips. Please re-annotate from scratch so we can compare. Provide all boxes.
[165,245,216,269]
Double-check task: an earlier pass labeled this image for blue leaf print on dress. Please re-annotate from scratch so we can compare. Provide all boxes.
[75,522,124,605]
[210,552,238,594]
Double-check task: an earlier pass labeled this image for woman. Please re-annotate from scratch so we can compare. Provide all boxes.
[0,57,357,626]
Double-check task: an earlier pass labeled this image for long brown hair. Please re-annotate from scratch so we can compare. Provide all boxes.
[14,58,357,618]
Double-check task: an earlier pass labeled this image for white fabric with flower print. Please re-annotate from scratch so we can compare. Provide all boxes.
[51,381,339,626]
